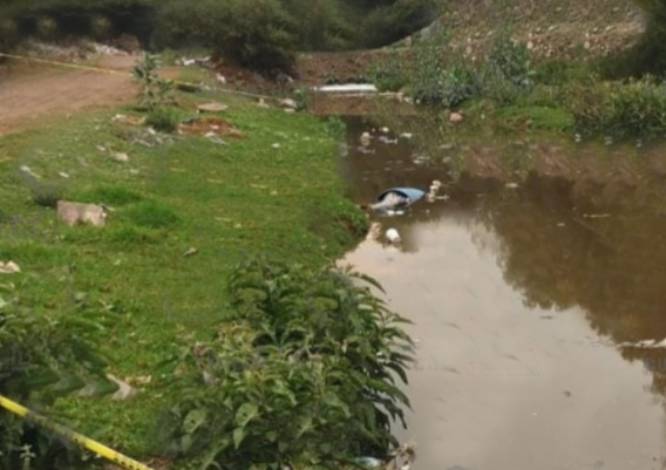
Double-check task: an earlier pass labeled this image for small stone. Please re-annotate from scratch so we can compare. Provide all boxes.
[59,171,70,179]
[272,143,281,149]
[111,152,129,163]
[449,112,464,124]
[216,73,227,84]
[506,182,519,189]
[184,247,199,257]
[197,101,229,113]
[280,98,298,109]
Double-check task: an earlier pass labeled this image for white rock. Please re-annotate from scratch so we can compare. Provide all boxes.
[386,228,401,244]
[197,101,228,113]
[449,112,464,124]
[111,152,129,163]
[57,201,107,227]
[400,132,414,139]
[0,261,21,274]
[280,98,298,109]
[380,127,390,134]
[216,73,227,84]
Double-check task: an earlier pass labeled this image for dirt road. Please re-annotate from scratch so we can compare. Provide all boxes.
[0,55,137,135]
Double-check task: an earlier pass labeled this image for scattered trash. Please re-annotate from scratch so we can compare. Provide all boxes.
[371,188,426,213]
[197,101,229,113]
[112,114,145,126]
[313,84,378,94]
[20,165,41,179]
[179,56,210,67]
[378,136,398,145]
[178,117,244,138]
[0,262,21,274]
[386,228,401,244]
[427,180,443,203]
[107,374,137,401]
[619,338,666,349]
[184,247,199,257]
[367,222,382,241]
[360,132,372,147]
[57,201,107,227]
[111,152,129,163]
[280,98,298,110]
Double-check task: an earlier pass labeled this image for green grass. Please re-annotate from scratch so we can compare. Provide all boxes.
[0,91,366,460]
[496,105,575,132]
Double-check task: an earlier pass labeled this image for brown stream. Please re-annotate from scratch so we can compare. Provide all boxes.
[341,117,666,470]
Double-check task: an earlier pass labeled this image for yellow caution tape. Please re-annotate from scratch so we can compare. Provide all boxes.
[0,394,154,470]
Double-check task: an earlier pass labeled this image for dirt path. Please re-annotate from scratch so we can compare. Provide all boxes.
[0,55,138,135]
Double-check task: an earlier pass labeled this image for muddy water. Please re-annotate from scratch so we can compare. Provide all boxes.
[341,118,666,470]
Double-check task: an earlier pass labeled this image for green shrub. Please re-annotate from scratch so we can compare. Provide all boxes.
[479,33,534,105]
[369,55,409,92]
[566,77,666,138]
[155,0,296,72]
[409,28,449,104]
[89,14,113,40]
[157,260,412,468]
[26,180,64,209]
[440,64,481,108]
[0,19,19,49]
[127,200,180,229]
[35,15,58,40]
[133,53,174,112]
[362,0,439,48]
[145,107,180,133]
[0,307,110,468]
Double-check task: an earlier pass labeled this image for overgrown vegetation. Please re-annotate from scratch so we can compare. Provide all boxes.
[157,261,412,468]
[0,0,439,72]
[369,27,666,139]
[0,306,111,468]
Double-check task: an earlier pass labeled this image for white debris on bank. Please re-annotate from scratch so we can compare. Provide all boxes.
[313,83,378,94]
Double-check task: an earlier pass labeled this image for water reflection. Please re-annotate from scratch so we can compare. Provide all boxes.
[342,118,666,470]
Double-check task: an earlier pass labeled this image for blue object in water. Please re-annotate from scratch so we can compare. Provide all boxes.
[377,187,426,204]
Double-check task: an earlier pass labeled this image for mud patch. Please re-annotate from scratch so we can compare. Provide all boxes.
[178,117,244,138]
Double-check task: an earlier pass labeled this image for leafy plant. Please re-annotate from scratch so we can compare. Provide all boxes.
[133,53,174,112]
[440,63,481,108]
[145,107,180,133]
[24,179,64,209]
[409,27,449,104]
[0,304,111,468]
[369,55,409,93]
[566,76,666,138]
[158,260,413,469]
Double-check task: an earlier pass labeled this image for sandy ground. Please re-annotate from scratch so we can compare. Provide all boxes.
[0,55,138,135]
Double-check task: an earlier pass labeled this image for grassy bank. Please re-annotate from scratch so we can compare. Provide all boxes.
[0,89,368,463]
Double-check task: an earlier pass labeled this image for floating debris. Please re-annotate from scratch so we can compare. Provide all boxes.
[386,228,401,244]
[371,188,425,213]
